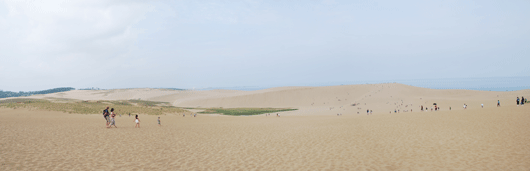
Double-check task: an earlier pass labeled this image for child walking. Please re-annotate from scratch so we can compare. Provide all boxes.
[135,115,140,128]
[158,117,161,126]
[108,108,117,128]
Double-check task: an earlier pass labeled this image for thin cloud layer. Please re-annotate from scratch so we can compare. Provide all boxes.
[1,0,529,91]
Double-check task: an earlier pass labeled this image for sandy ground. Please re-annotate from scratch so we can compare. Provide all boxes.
[30,83,530,116]
[1,105,530,170]
[2,84,530,170]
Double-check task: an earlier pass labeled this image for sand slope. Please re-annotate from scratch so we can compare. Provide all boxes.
[2,84,530,170]
[1,106,529,170]
[30,83,530,116]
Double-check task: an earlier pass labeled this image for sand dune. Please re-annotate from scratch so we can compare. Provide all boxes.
[32,83,530,115]
[1,106,529,170]
[2,84,530,170]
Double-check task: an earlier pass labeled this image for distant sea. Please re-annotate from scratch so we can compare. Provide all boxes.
[201,76,530,92]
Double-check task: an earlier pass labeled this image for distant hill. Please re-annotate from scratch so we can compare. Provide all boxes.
[0,87,75,98]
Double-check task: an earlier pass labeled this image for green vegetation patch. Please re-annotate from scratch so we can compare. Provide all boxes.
[0,98,46,104]
[0,98,189,115]
[128,99,169,107]
[198,108,297,116]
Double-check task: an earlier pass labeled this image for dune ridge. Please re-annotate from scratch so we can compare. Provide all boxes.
[28,83,530,115]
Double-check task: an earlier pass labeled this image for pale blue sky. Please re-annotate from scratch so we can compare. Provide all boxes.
[1,0,529,91]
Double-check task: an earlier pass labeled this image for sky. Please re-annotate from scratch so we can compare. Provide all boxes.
[1,0,529,91]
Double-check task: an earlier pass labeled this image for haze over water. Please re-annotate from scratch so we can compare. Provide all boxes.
[207,76,530,92]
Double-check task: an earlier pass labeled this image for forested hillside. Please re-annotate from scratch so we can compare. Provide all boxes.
[0,87,75,98]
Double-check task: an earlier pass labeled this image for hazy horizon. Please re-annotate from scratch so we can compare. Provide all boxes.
[1,1,529,92]
[2,76,529,92]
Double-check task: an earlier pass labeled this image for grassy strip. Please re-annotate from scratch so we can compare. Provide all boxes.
[128,99,168,106]
[0,98,188,115]
[198,108,297,116]
[0,98,44,104]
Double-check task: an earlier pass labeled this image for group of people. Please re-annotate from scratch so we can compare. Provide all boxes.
[182,113,197,117]
[103,107,118,128]
[420,105,440,111]
[264,113,281,117]
[102,106,144,128]
[517,96,526,106]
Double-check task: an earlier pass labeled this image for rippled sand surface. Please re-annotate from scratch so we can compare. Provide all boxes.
[1,106,529,170]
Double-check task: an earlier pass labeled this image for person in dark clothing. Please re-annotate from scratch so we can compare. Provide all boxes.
[103,106,110,127]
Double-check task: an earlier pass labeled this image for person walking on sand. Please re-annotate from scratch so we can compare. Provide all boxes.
[108,108,117,128]
[135,115,140,128]
[370,110,372,115]
[103,107,110,128]
[517,97,520,106]
[481,104,484,108]
[522,96,525,106]
[497,100,501,107]
[158,117,161,126]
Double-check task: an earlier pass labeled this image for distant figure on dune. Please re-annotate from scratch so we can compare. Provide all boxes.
[481,104,484,108]
[497,100,501,107]
[522,96,525,106]
[158,117,161,126]
[517,97,520,106]
[370,110,372,115]
[135,115,140,128]
[421,105,423,111]
[183,113,185,117]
